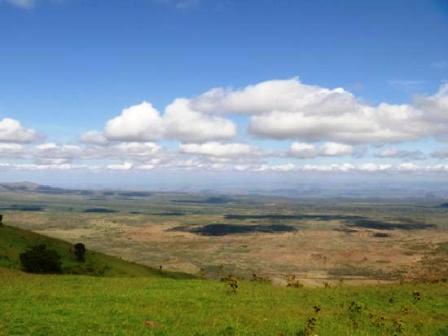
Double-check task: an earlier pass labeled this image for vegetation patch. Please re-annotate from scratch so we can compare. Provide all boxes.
[153,211,184,216]
[347,219,435,230]
[171,196,233,204]
[372,232,391,238]
[83,208,118,213]
[225,214,365,221]
[171,223,297,236]
[117,191,152,197]
[0,204,45,212]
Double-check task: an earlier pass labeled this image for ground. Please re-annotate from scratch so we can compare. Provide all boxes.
[1,267,447,336]
[1,189,447,285]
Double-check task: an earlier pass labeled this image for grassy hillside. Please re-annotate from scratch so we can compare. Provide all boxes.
[1,224,447,335]
[0,267,447,335]
[0,224,190,278]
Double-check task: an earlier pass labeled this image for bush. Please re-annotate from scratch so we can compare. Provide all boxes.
[73,243,86,262]
[19,244,62,274]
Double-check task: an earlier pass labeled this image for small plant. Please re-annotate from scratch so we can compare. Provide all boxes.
[73,242,86,262]
[303,317,317,336]
[393,319,404,335]
[222,275,238,294]
[19,244,62,274]
[287,274,303,288]
[347,301,364,329]
[251,273,269,282]
[412,290,421,303]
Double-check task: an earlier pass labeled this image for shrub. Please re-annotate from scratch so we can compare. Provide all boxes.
[73,243,86,262]
[19,244,62,274]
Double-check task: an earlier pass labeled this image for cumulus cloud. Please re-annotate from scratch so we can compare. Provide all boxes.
[95,99,237,144]
[84,79,448,147]
[431,148,448,159]
[375,148,426,160]
[107,162,133,171]
[80,131,109,146]
[0,118,39,143]
[163,99,236,142]
[289,142,317,158]
[104,102,164,142]
[184,78,448,144]
[179,142,256,157]
[0,143,25,156]
[414,83,448,137]
[289,142,353,158]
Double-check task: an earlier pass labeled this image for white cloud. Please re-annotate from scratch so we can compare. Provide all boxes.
[254,163,296,172]
[107,162,133,171]
[0,118,39,143]
[163,99,236,142]
[184,78,448,144]
[321,142,353,156]
[111,142,160,156]
[179,142,255,157]
[414,83,448,136]
[0,143,25,155]
[80,131,109,145]
[375,148,425,160]
[98,99,236,143]
[289,142,353,158]
[431,148,448,159]
[289,142,317,158]
[104,101,164,142]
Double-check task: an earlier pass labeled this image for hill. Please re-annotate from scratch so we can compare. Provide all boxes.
[0,225,447,335]
[0,224,190,278]
[0,267,447,335]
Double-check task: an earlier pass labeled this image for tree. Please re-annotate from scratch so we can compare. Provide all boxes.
[19,244,62,274]
[0,214,3,226]
[73,243,86,262]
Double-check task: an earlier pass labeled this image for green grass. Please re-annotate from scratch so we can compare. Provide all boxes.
[0,224,191,278]
[1,224,448,335]
[0,267,447,335]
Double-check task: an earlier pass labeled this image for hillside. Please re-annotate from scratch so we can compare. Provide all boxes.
[0,225,447,335]
[0,224,190,279]
[0,267,447,335]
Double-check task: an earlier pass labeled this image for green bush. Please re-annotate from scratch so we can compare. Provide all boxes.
[19,244,62,274]
[73,243,86,262]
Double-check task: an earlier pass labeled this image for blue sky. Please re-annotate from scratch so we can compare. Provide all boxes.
[0,0,448,189]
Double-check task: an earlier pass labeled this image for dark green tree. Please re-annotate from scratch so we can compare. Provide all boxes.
[73,243,86,262]
[19,244,62,274]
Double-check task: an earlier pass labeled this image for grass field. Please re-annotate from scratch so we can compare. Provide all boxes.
[1,267,447,335]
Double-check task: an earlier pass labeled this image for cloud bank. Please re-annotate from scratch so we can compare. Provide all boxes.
[2,78,448,175]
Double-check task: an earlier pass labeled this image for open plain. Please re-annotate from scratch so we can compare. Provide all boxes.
[2,184,447,286]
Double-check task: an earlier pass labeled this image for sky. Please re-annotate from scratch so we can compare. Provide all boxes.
[0,0,448,190]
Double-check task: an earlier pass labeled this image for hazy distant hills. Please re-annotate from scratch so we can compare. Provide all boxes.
[0,182,152,198]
